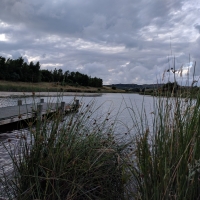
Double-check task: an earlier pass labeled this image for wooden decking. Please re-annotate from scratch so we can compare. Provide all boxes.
[0,100,79,133]
[1,103,58,125]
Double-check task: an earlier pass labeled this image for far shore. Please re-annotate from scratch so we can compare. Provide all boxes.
[0,92,103,98]
[0,81,126,97]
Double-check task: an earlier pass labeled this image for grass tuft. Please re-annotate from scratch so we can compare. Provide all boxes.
[1,100,131,200]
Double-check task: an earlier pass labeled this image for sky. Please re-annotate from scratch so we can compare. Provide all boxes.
[0,0,200,85]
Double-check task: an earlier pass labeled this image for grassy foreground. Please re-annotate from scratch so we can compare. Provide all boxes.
[1,100,131,199]
[131,93,200,199]
[1,86,200,199]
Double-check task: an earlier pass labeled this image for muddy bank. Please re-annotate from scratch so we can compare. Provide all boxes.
[0,92,102,98]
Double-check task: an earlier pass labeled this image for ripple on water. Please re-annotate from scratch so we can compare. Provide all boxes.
[0,128,31,196]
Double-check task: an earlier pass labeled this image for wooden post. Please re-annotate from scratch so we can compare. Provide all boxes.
[75,100,79,107]
[61,102,65,115]
[18,100,22,115]
[73,99,79,111]
[37,104,43,121]
[18,100,22,106]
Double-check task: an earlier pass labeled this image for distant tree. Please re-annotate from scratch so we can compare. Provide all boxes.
[41,69,53,82]
[0,55,103,86]
[0,56,6,80]
[112,86,116,90]
[89,77,103,87]
[21,62,30,82]
[29,61,41,82]
[132,88,140,92]
[10,72,20,81]
[162,81,179,93]
[58,69,64,82]
[68,72,75,83]
[52,68,63,82]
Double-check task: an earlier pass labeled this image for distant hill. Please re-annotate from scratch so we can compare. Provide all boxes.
[104,83,164,90]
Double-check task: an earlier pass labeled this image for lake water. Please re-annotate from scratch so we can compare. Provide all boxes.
[0,93,156,197]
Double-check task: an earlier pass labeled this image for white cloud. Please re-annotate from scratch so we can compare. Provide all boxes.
[0,34,8,41]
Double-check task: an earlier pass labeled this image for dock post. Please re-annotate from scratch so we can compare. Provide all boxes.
[18,100,22,115]
[18,100,22,106]
[37,104,43,121]
[73,99,79,111]
[75,99,79,108]
[61,102,65,115]
[40,99,44,103]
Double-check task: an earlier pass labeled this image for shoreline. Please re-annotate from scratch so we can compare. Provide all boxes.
[0,91,103,98]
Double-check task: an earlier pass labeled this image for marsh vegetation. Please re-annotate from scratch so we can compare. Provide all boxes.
[0,88,199,199]
[1,58,200,199]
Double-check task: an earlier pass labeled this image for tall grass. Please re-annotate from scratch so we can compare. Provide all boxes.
[1,99,131,200]
[129,62,200,199]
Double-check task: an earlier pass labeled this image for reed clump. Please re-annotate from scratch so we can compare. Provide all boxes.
[2,101,130,200]
[129,77,200,198]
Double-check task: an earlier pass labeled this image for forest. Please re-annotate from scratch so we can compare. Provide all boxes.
[0,56,103,87]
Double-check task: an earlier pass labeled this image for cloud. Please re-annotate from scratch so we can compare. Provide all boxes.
[0,0,200,85]
[194,24,200,34]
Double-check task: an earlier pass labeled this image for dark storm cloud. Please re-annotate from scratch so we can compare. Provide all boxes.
[0,0,199,84]
[194,24,200,33]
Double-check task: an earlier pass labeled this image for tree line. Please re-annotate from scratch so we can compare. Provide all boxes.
[0,56,103,87]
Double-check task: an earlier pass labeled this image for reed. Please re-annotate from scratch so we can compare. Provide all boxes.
[1,99,130,200]
[129,63,200,199]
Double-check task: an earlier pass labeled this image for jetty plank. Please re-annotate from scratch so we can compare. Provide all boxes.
[0,103,70,126]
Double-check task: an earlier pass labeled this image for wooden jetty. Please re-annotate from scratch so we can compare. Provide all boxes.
[0,99,79,133]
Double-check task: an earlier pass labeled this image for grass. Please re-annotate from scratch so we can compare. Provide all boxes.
[141,86,200,98]
[128,61,200,199]
[0,80,125,93]
[1,99,131,199]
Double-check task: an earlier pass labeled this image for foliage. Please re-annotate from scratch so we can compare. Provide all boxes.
[0,56,103,87]
[112,86,116,90]
[1,88,200,199]
[132,88,140,93]
[0,56,41,82]
[162,81,180,93]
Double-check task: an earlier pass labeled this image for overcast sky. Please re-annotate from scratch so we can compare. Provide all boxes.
[0,0,200,85]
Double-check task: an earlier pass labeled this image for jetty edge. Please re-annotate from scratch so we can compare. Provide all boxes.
[0,98,80,133]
